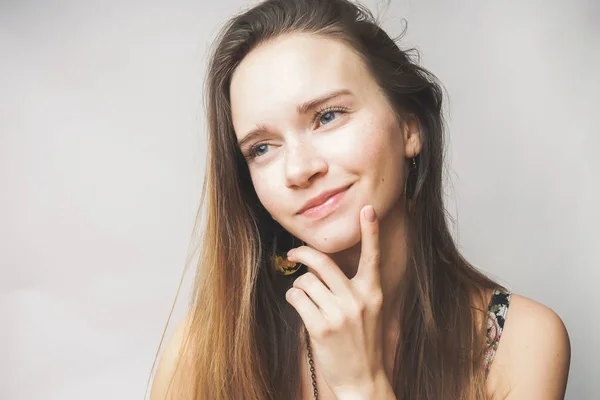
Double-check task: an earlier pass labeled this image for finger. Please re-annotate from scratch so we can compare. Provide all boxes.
[353,205,381,289]
[293,272,344,320]
[287,247,354,298]
[285,287,326,332]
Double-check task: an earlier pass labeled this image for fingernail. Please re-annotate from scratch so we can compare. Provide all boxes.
[287,249,295,257]
[364,205,376,222]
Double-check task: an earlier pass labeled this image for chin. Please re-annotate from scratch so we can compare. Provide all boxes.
[304,220,361,254]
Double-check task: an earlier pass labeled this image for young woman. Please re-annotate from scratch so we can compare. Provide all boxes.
[150,0,570,398]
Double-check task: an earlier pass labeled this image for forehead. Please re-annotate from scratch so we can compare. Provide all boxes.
[230,33,373,136]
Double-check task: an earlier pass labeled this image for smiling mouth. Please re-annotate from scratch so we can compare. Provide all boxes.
[298,184,352,220]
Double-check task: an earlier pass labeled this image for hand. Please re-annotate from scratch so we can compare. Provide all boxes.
[285,205,389,398]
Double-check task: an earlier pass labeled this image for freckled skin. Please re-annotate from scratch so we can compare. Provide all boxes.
[230,33,408,255]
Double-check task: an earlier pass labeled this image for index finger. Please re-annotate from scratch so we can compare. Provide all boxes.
[352,205,381,288]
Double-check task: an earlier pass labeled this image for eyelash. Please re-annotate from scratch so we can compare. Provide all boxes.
[245,105,350,161]
[245,143,268,161]
[312,105,349,127]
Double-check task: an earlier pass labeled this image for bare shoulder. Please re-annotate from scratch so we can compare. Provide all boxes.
[486,293,571,399]
[150,314,193,400]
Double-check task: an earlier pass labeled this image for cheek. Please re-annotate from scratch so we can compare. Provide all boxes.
[344,118,399,171]
[354,118,406,196]
[361,138,387,164]
[250,169,284,219]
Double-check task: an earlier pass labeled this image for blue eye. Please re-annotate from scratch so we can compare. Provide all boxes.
[320,111,336,125]
[248,143,269,159]
[314,106,348,128]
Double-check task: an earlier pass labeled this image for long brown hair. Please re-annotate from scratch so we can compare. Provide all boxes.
[161,0,501,398]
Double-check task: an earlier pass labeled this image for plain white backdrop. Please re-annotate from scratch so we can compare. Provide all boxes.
[1,0,598,399]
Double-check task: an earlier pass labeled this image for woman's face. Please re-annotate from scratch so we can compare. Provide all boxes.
[230,33,417,254]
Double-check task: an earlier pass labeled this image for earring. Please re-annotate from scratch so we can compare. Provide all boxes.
[404,156,418,213]
[271,230,304,275]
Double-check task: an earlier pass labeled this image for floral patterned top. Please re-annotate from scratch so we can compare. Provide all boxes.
[484,288,512,379]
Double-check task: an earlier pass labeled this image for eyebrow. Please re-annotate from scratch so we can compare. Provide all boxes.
[296,88,353,115]
[237,88,354,149]
[238,124,269,150]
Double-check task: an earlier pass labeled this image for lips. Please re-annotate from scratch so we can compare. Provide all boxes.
[297,184,353,216]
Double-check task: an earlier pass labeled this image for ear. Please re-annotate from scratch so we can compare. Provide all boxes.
[402,116,422,158]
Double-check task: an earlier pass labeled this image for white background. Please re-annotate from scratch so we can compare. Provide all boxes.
[1,0,598,399]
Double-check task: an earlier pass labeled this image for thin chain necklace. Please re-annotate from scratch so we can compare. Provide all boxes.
[304,325,319,399]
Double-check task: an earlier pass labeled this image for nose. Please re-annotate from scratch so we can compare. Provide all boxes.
[284,139,328,188]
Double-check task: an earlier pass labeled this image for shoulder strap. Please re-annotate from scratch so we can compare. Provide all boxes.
[484,288,512,379]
